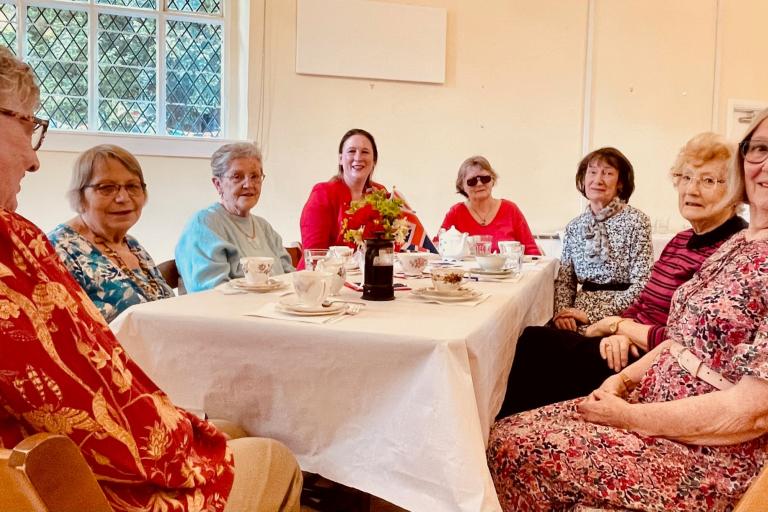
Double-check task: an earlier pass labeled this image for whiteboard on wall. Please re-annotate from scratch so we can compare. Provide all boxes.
[296,0,447,84]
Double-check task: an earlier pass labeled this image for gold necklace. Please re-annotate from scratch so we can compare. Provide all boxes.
[229,214,257,239]
[467,201,495,226]
[78,216,163,299]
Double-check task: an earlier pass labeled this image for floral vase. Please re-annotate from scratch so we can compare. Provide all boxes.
[361,232,395,301]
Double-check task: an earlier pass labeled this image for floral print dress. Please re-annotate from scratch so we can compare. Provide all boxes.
[488,231,768,511]
[49,224,174,323]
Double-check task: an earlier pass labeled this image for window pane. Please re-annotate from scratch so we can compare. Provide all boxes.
[166,19,221,137]
[97,0,157,9]
[167,0,221,15]
[97,13,157,133]
[1,3,16,51]
[26,6,89,130]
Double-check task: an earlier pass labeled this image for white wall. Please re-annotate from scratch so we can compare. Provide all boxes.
[18,0,767,262]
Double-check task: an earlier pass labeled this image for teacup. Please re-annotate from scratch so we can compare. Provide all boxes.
[317,258,345,295]
[476,253,507,271]
[397,252,430,276]
[292,270,333,307]
[430,267,464,292]
[240,256,273,285]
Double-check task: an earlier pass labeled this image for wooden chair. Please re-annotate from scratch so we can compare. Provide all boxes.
[734,461,768,511]
[0,433,112,512]
[285,243,303,268]
[157,259,186,295]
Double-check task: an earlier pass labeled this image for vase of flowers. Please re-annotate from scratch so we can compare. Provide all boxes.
[342,189,409,301]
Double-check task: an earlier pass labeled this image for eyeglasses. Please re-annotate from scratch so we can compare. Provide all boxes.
[466,175,493,187]
[221,172,266,185]
[84,182,147,197]
[0,106,49,151]
[671,173,725,191]
[739,138,768,164]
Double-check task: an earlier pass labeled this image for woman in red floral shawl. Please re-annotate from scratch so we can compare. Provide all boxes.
[0,46,301,512]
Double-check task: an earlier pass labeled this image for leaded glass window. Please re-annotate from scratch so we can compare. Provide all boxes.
[1,0,224,138]
[0,3,16,50]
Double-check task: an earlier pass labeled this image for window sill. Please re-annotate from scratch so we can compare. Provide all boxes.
[43,130,245,159]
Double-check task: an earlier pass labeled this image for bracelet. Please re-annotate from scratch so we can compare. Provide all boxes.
[618,372,635,392]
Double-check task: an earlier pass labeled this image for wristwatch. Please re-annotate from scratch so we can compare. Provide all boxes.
[608,318,625,334]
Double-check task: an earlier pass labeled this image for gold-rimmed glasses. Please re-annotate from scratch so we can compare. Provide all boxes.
[671,172,725,191]
[0,106,49,151]
[221,172,266,185]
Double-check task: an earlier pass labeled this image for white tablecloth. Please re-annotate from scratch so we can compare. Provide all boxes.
[111,258,557,512]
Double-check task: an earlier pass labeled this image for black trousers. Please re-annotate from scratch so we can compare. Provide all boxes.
[496,326,638,419]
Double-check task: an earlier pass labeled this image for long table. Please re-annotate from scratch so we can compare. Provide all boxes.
[111,258,557,512]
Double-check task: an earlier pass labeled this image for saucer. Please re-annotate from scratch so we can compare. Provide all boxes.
[468,267,516,276]
[411,286,482,302]
[277,296,345,316]
[230,278,286,292]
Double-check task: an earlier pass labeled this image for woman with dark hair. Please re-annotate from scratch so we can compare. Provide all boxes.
[438,155,540,254]
[552,147,652,332]
[300,128,386,250]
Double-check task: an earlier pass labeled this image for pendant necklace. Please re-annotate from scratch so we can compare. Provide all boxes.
[468,201,494,226]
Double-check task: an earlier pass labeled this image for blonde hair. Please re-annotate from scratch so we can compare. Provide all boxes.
[670,132,733,176]
[728,108,768,206]
[66,145,145,213]
[0,46,40,110]
[456,156,498,197]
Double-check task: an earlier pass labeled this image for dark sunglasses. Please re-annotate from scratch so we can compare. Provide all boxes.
[466,175,493,187]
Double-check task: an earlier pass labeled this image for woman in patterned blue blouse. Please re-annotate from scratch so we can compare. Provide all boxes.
[49,145,174,323]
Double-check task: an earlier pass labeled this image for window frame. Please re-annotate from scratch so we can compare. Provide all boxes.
[2,0,241,157]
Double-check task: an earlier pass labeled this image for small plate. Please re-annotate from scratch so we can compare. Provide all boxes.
[411,286,482,302]
[230,278,286,292]
[468,267,516,276]
[276,296,346,316]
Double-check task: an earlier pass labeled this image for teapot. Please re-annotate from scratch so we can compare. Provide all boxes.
[437,226,469,261]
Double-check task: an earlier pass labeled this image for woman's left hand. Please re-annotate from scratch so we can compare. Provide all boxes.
[577,389,631,429]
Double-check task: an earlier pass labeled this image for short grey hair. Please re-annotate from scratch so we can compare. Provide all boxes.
[66,145,145,213]
[211,142,262,177]
[0,46,40,110]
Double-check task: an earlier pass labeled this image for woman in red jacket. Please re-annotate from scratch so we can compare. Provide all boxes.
[300,128,386,249]
[439,155,540,254]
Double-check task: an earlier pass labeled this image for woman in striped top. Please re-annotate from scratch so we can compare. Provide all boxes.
[498,132,746,417]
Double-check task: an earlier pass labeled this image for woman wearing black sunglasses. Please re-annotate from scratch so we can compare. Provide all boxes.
[438,155,540,254]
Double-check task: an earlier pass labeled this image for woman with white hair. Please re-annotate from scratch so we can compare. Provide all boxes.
[176,142,294,292]
[48,144,174,323]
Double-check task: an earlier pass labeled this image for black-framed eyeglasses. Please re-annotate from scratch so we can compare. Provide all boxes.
[84,182,147,197]
[739,138,768,164]
[671,172,725,191]
[466,175,493,187]
[0,106,49,151]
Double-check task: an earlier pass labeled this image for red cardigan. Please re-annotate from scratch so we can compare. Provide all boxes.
[439,199,541,255]
[300,177,387,249]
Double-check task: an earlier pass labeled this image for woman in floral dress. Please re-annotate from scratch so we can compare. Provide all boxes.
[487,110,768,511]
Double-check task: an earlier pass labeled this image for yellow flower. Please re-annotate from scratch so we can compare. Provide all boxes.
[0,300,20,320]
[144,422,170,461]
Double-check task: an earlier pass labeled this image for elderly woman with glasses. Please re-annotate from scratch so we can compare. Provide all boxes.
[487,111,768,512]
[438,155,540,254]
[176,142,294,292]
[551,147,652,332]
[498,133,747,418]
[48,144,174,323]
[0,47,303,512]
